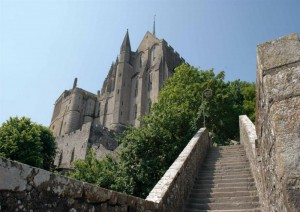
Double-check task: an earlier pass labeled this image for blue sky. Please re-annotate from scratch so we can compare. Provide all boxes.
[0,0,299,126]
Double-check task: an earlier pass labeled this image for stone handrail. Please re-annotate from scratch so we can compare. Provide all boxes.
[0,128,210,211]
[239,115,267,211]
[146,128,210,211]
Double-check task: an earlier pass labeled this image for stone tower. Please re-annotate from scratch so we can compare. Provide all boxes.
[110,30,134,131]
[94,31,186,131]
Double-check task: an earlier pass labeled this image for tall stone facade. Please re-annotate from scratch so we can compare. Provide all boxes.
[50,30,185,168]
[255,33,300,211]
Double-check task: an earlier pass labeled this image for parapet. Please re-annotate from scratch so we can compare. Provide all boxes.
[257,33,300,72]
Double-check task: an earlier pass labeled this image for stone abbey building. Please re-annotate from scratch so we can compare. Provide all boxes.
[50,30,185,168]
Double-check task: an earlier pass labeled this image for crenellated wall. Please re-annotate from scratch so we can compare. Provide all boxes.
[0,128,210,211]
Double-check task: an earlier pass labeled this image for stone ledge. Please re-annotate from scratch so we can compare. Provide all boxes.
[257,33,300,72]
[146,128,210,211]
[0,127,210,211]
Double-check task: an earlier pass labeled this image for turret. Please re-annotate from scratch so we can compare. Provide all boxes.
[119,30,131,63]
[111,30,134,131]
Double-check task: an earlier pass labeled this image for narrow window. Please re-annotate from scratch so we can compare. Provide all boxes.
[152,46,156,61]
[148,72,152,91]
[134,104,137,119]
[58,151,63,166]
[97,103,100,116]
[148,99,152,113]
[135,79,138,97]
[70,148,75,163]
[140,53,143,68]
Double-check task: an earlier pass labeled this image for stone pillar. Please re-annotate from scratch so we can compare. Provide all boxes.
[256,33,300,211]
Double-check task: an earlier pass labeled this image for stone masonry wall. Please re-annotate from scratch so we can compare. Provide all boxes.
[0,156,157,212]
[54,122,92,169]
[146,128,211,211]
[54,122,119,169]
[0,128,210,211]
[255,33,300,211]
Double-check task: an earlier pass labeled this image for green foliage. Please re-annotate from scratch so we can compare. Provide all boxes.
[0,117,56,169]
[69,64,256,198]
[68,150,117,187]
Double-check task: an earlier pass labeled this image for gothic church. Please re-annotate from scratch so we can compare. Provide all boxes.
[50,30,186,168]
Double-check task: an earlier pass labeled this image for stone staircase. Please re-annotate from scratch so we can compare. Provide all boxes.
[183,145,261,212]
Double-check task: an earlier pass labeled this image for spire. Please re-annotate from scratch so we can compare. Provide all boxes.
[73,77,77,89]
[121,29,131,52]
[153,15,156,36]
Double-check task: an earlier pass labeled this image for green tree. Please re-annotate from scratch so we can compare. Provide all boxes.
[0,117,56,169]
[68,150,117,187]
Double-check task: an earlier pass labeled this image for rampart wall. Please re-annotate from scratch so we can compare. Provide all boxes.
[0,128,210,211]
[54,122,92,168]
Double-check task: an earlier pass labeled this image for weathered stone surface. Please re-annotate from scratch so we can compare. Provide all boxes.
[0,128,210,211]
[0,157,156,211]
[239,115,266,211]
[240,33,300,212]
[257,33,300,71]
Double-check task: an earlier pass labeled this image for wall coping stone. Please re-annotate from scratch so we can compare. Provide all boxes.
[146,128,210,211]
[0,127,210,211]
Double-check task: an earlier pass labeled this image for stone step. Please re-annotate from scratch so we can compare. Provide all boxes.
[203,161,250,166]
[208,151,247,155]
[183,208,262,212]
[208,145,244,151]
[193,182,256,189]
[204,157,249,163]
[189,191,258,199]
[196,173,253,181]
[199,168,252,175]
[205,156,248,160]
[200,165,251,170]
[195,177,254,184]
[207,152,246,156]
[197,172,253,180]
[184,202,261,210]
[186,196,259,204]
[183,145,261,211]
[190,186,257,193]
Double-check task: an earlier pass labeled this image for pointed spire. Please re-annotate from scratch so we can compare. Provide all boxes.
[153,15,156,36]
[121,29,131,52]
[73,77,77,89]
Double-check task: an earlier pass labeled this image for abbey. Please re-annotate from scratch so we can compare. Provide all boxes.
[50,30,185,168]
